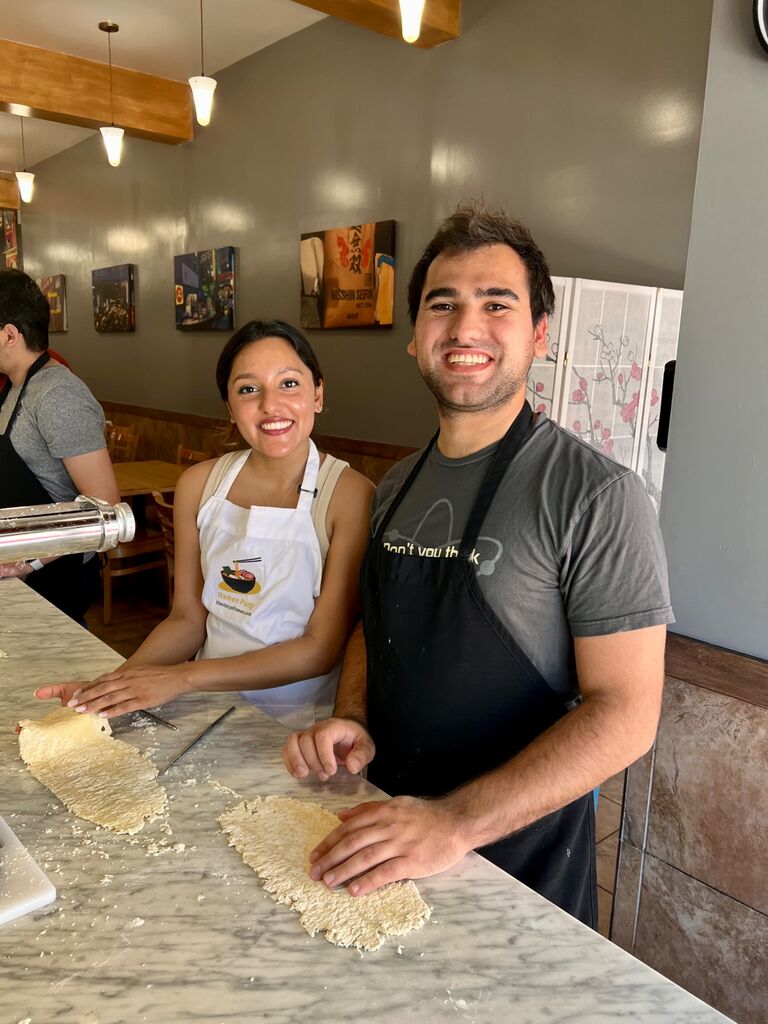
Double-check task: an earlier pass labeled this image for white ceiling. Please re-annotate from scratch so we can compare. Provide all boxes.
[0,0,326,173]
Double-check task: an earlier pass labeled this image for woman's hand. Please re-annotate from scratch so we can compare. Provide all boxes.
[35,681,83,706]
[37,664,193,719]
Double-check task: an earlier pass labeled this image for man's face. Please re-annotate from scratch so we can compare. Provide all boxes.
[408,244,548,416]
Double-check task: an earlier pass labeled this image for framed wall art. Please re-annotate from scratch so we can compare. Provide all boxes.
[174,246,235,331]
[300,220,395,329]
[92,264,135,332]
[1,209,22,270]
[36,275,68,332]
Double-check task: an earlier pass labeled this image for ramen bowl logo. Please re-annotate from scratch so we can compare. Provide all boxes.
[220,559,261,594]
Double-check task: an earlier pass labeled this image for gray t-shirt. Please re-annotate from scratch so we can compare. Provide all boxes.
[372,413,674,703]
[0,362,107,503]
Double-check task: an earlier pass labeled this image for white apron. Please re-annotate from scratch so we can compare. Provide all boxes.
[196,440,337,728]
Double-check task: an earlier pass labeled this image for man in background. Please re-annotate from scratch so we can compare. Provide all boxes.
[0,269,119,622]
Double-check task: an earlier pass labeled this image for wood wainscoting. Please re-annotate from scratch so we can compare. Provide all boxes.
[100,401,417,485]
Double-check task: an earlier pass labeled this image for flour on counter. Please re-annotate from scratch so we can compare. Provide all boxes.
[209,778,241,798]
[18,707,167,835]
[219,796,431,952]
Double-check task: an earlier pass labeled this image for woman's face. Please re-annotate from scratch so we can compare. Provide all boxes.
[227,336,323,458]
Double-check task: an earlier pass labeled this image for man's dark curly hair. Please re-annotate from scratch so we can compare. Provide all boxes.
[0,269,50,352]
[407,203,555,327]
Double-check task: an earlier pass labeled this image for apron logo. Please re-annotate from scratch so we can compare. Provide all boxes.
[219,557,261,594]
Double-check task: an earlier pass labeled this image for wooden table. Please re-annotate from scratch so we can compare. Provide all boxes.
[113,460,185,498]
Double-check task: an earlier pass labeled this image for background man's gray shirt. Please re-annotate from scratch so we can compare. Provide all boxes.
[371,413,674,702]
[0,362,107,504]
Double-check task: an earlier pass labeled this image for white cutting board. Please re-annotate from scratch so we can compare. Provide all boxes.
[0,815,56,926]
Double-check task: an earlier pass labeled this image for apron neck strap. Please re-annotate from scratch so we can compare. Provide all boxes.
[372,430,439,540]
[21,351,50,387]
[297,439,321,512]
[0,351,50,423]
[459,401,534,557]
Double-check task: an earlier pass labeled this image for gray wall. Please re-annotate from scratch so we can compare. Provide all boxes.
[22,0,711,446]
[660,0,768,659]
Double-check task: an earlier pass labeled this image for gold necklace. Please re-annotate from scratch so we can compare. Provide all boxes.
[274,472,302,508]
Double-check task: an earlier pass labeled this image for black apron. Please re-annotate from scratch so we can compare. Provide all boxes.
[0,354,97,623]
[362,402,597,927]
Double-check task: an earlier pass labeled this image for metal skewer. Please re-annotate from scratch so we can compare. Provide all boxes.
[158,706,236,775]
[139,709,178,731]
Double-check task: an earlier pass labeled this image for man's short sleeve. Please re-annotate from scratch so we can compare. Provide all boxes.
[561,472,674,636]
[36,381,107,460]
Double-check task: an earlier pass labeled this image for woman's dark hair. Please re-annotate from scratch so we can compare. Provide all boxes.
[0,269,50,353]
[407,203,555,327]
[215,319,323,401]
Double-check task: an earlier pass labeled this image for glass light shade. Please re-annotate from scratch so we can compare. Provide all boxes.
[15,171,35,203]
[100,125,124,167]
[189,76,217,126]
[399,0,426,43]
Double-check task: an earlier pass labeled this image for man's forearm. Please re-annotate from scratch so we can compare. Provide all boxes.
[442,691,658,851]
[334,621,367,724]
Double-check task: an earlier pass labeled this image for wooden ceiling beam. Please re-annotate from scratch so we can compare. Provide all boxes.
[294,0,461,48]
[0,39,193,145]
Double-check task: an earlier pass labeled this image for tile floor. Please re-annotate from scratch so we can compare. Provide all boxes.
[85,578,625,939]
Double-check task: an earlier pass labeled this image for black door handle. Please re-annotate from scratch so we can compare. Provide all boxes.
[657,360,676,453]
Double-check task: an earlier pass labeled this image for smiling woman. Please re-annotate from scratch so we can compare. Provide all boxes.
[35,319,374,730]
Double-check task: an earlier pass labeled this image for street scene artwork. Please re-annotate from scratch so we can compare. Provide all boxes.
[1,209,22,270]
[300,220,395,329]
[92,265,135,332]
[37,275,68,332]
[174,246,235,331]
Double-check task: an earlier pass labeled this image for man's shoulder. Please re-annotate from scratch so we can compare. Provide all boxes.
[27,363,98,405]
[524,415,633,492]
[372,448,425,516]
[378,448,424,489]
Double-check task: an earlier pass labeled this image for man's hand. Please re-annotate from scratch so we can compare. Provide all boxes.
[35,664,191,719]
[308,796,471,896]
[282,717,375,782]
[0,561,33,579]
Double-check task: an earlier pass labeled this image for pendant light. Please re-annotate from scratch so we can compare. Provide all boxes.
[189,0,217,126]
[399,0,426,43]
[99,21,124,167]
[15,117,34,203]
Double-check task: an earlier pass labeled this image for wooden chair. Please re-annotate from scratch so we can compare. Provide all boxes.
[152,490,175,598]
[176,444,209,466]
[100,528,169,625]
[106,423,139,462]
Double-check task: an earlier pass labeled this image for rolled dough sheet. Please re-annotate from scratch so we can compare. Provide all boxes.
[18,707,167,835]
[219,795,431,951]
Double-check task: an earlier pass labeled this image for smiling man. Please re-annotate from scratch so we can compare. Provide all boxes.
[283,205,673,927]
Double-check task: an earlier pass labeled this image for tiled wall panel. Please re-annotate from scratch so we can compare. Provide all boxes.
[649,679,768,913]
[634,855,767,1024]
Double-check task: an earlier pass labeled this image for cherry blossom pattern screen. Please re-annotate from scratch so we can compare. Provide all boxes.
[525,278,682,515]
[526,276,571,420]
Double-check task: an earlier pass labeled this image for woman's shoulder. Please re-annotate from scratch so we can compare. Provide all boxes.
[175,453,236,506]
[323,462,374,534]
[332,463,375,500]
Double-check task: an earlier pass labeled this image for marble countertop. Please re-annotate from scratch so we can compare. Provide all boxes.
[0,580,732,1024]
